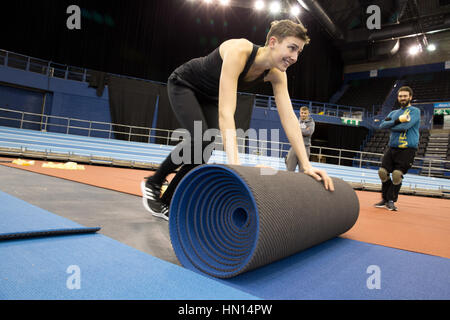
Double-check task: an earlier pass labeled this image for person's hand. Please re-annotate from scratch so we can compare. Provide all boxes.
[303,166,335,191]
[398,114,410,122]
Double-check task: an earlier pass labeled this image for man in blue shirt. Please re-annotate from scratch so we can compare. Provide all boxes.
[375,86,420,211]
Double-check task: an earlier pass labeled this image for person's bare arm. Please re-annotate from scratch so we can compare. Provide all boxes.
[268,69,334,191]
[218,40,252,165]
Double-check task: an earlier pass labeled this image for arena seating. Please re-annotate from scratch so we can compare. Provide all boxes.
[337,77,397,114]
[402,71,450,103]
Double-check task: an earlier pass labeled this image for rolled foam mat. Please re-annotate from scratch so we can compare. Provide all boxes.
[169,164,359,278]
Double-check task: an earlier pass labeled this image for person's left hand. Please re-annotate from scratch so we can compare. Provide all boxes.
[303,166,335,191]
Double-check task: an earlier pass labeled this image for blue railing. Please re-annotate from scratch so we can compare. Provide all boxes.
[253,95,367,120]
[1,49,369,121]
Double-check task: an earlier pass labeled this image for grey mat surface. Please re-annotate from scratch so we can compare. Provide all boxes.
[0,165,179,265]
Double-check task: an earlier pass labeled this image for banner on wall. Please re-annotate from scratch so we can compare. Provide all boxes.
[433,102,450,115]
[434,102,450,108]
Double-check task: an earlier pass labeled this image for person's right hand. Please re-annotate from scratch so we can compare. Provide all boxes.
[399,114,411,122]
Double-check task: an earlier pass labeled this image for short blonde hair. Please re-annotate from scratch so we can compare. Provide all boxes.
[265,19,311,46]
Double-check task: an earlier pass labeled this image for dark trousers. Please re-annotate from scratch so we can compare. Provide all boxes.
[285,146,310,172]
[380,147,416,202]
[151,75,219,205]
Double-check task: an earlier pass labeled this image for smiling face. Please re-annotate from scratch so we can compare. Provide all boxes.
[269,36,305,72]
[398,90,412,108]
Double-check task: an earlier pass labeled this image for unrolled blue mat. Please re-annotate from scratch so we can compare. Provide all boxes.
[0,191,101,240]
[0,233,259,300]
[0,190,258,300]
[0,191,90,234]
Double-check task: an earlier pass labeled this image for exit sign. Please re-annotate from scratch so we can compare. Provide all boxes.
[434,108,450,115]
[341,118,361,126]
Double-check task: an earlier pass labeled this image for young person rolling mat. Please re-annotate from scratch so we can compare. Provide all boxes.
[141,20,334,221]
[375,86,420,211]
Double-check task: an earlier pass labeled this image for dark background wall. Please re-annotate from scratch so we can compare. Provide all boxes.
[0,0,376,155]
[0,0,344,102]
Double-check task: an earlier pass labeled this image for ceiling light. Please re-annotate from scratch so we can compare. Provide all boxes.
[269,1,281,14]
[254,0,265,11]
[290,5,301,16]
[408,45,421,55]
[427,44,436,52]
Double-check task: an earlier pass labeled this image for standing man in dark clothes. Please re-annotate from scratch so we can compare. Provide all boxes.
[285,106,315,172]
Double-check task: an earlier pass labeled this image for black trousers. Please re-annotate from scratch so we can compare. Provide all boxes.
[380,147,416,202]
[152,75,219,205]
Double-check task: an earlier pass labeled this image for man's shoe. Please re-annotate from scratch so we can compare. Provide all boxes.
[141,180,169,221]
[374,200,387,208]
[386,200,398,211]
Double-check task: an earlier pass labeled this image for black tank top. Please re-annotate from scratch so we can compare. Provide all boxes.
[171,43,269,101]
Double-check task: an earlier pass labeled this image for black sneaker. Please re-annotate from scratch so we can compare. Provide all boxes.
[141,179,169,221]
[386,200,398,211]
[374,200,387,208]
[160,202,170,221]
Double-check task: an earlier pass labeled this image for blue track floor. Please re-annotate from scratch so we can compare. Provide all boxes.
[0,191,258,300]
[1,190,449,300]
